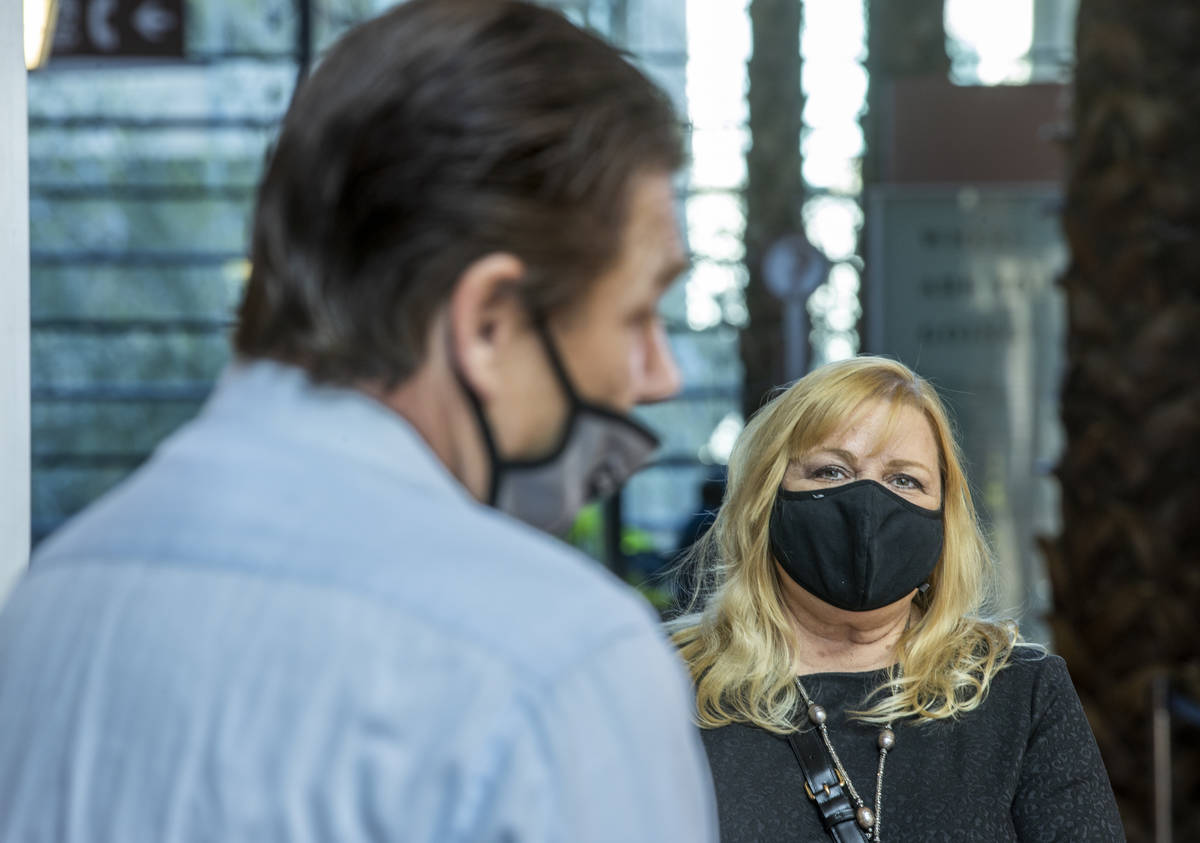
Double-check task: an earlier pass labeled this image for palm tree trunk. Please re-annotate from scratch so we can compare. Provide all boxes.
[1052,2,1200,840]
[741,0,803,419]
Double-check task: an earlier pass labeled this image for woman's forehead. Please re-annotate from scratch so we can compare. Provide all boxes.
[794,399,938,461]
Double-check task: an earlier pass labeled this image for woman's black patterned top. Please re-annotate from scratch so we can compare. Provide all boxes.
[700,650,1125,842]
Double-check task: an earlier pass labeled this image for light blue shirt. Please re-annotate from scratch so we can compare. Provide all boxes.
[0,361,717,842]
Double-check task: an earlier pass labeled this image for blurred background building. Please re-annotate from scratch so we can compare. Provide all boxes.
[11,1,1198,838]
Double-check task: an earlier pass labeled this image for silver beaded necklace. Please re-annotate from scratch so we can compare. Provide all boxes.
[794,671,901,843]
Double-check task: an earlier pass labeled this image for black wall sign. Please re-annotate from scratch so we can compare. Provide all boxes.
[52,0,185,59]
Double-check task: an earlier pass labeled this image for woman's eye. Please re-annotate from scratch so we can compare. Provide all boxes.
[813,465,848,481]
[892,474,924,491]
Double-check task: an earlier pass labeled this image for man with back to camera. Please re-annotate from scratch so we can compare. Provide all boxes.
[0,2,718,840]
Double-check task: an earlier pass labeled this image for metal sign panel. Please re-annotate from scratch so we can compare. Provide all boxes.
[867,185,1066,641]
[52,0,184,59]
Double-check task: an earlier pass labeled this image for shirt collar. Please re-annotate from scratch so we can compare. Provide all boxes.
[202,358,471,503]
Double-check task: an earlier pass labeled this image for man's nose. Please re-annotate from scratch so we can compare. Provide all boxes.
[635,321,682,405]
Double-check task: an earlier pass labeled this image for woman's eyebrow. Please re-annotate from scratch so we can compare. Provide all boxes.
[883,458,935,475]
[801,448,858,464]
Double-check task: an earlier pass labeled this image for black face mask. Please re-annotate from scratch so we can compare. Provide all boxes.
[769,479,944,612]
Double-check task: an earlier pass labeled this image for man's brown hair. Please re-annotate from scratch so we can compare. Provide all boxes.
[234,0,684,386]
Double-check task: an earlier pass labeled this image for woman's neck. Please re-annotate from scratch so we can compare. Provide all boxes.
[789,614,908,675]
[778,572,916,676]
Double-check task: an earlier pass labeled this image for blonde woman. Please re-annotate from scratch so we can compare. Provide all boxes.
[672,357,1122,842]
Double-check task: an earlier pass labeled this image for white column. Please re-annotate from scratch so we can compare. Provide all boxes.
[0,1,31,604]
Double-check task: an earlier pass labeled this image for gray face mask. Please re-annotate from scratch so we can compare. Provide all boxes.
[458,322,660,536]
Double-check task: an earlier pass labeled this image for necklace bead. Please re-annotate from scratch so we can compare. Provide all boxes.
[856,806,876,829]
[877,728,896,750]
[807,703,827,725]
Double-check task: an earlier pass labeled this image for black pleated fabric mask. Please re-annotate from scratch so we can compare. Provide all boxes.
[769,479,944,612]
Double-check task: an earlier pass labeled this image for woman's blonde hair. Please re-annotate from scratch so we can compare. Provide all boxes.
[670,356,1021,732]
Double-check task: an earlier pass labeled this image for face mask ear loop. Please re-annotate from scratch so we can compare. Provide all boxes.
[531,318,584,415]
[914,581,933,612]
[447,328,505,506]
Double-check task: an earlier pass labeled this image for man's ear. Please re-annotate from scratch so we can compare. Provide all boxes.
[448,252,529,401]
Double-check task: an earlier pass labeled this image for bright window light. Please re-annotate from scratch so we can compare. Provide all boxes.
[945,0,1035,85]
[24,0,59,70]
[702,412,744,464]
